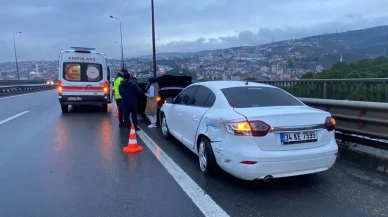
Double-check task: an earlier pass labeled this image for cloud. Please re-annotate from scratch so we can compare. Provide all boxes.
[0,0,387,61]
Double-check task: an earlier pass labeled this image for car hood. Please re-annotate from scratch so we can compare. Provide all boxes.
[157,75,192,89]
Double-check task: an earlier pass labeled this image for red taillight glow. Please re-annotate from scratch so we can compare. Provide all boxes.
[240,161,257,165]
[57,80,62,93]
[222,120,271,137]
[325,116,336,131]
[103,81,109,94]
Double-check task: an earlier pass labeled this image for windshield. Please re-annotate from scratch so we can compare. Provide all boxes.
[221,86,304,108]
[63,62,103,82]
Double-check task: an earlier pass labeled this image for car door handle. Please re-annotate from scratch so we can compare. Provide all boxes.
[193,115,198,122]
[178,113,182,117]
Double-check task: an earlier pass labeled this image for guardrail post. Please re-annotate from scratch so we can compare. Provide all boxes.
[323,82,328,99]
[385,82,388,102]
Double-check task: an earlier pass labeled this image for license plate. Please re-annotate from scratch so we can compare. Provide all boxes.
[68,97,82,101]
[280,131,317,144]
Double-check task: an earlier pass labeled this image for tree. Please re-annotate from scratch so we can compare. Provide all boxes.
[286,57,388,102]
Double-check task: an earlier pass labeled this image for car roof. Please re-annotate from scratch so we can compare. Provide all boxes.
[192,80,275,92]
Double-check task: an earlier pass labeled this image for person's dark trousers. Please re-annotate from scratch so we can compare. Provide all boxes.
[116,98,124,127]
[123,104,140,131]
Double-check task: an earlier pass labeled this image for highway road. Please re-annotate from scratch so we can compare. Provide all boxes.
[0,90,388,217]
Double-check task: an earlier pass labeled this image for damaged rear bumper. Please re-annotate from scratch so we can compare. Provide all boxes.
[211,139,338,181]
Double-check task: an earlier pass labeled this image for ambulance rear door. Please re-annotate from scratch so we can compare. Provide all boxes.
[60,49,106,103]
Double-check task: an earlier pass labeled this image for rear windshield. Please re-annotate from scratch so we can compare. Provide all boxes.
[221,86,304,108]
[63,62,103,82]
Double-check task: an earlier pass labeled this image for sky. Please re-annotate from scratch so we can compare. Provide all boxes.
[1,0,388,61]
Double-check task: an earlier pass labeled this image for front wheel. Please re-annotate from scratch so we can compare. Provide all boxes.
[160,114,171,139]
[198,137,220,175]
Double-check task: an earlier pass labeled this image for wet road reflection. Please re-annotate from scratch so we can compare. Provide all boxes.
[0,95,204,217]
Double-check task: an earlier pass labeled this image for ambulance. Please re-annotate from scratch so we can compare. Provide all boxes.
[57,47,112,113]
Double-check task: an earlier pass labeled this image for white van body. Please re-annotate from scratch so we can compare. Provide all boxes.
[57,47,112,112]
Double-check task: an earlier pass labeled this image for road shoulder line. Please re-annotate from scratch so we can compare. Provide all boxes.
[0,111,30,125]
[0,90,53,100]
[137,129,230,217]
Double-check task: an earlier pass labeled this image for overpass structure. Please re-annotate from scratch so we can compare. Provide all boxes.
[0,78,387,217]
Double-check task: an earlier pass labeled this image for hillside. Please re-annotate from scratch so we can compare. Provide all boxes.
[140,25,388,62]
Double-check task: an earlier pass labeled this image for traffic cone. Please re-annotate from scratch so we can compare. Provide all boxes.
[114,109,119,118]
[123,124,143,153]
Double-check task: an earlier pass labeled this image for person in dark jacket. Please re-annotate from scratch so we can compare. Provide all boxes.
[114,69,126,127]
[118,72,142,131]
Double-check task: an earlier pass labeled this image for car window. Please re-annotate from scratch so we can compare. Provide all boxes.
[221,86,304,108]
[175,86,199,105]
[63,62,103,82]
[203,92,216,107]
[191,86,212,107]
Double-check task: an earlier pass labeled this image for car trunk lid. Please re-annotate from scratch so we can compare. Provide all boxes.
[233,106,332,151]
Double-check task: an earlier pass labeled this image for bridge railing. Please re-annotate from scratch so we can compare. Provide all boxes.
[256,78,388,103]
[0,80,47,86]
[0,83,55,95]
[298,97,388,150]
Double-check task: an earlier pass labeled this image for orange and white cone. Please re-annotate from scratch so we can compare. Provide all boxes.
[114,109,119,118]
[123,124,143,153]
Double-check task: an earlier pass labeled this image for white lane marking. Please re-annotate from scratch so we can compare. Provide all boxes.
[0,90,53,100]
[137,129,230,217]
[0,111,30,125]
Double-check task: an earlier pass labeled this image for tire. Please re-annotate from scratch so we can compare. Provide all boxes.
[160,113,171,139]
[61,104,68,113]
[198,136,220,176]
[156,109,161,126]
[101,104,108,112]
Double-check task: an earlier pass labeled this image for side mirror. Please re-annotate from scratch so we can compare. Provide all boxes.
[171,97,177,104]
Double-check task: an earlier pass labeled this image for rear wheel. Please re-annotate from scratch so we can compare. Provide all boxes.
[198,136,220,175]
[101,104,108,112]
[161,114,171,139]
[61,104,68,113]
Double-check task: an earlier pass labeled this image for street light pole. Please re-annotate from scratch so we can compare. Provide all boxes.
[114,42,124,67]
[13,31,22,80]
[110,16,124,68]
[151,0,157,78]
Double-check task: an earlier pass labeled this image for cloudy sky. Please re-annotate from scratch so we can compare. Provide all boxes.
[1,0,388,61]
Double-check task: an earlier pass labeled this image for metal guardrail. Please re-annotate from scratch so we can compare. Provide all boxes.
[0,80,48,86]
[299,97,388,150]
[0,84,55,95]
[256,78,388,103]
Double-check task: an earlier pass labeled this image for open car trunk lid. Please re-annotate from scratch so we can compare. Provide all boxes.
[157,75,192,89]
[233,106,333,151]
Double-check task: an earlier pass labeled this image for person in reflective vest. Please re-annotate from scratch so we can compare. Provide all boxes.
[114,68,127,127]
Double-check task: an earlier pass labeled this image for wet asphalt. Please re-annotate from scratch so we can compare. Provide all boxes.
[0,90,388,217]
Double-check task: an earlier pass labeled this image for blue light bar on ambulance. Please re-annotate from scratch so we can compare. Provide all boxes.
[70,47,96,53]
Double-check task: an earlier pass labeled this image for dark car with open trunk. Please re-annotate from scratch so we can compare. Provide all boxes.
[137,74,192,124]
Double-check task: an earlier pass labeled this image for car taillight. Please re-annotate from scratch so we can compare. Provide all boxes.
[103,81,108,94]
[57,80,62,93]
[325,116,336,131]
[249,121,271,137]
[222,120,271,137]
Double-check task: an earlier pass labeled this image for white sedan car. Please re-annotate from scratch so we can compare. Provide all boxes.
[159,81,338,181]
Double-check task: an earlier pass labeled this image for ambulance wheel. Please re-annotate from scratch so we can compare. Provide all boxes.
[101,104,108,112]
[61,105,68,113]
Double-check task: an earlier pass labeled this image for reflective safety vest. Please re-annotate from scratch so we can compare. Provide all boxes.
[114,76,123,99]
